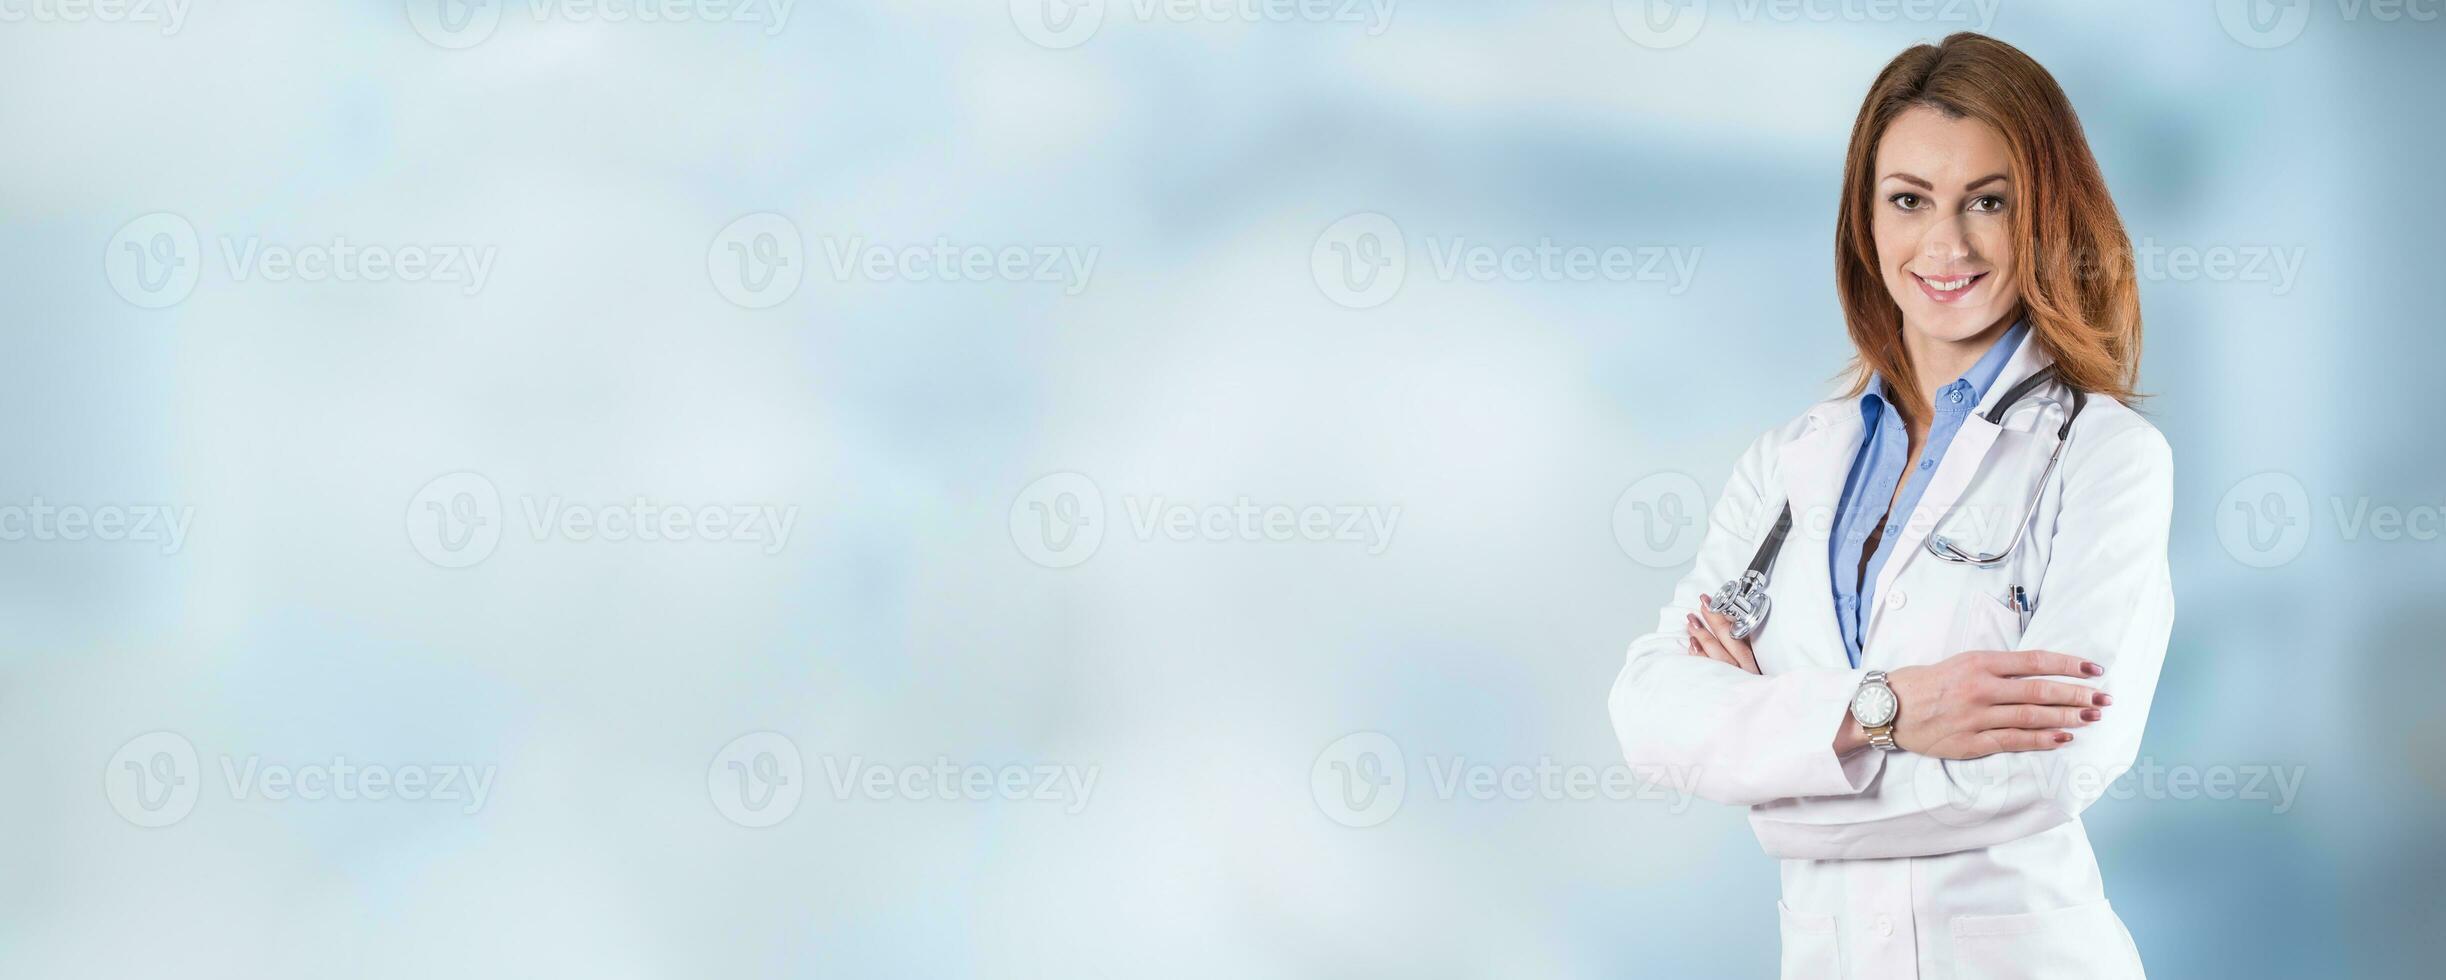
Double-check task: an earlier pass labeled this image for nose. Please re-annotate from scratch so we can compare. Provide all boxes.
[1920,213,1973,267]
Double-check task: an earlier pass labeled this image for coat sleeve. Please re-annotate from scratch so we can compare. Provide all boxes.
[1607,429,1883,806]
[1740,422,2176,859]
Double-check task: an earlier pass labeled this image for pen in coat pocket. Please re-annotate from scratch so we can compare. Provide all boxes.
[2008,586,2032,633]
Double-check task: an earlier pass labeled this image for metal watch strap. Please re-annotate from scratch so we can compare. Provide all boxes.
[1862,670,1898,751]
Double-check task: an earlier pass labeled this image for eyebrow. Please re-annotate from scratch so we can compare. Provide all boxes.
[1880,172,2012,191]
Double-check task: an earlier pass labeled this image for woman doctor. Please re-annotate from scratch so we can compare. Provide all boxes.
[1608,34,2172,980]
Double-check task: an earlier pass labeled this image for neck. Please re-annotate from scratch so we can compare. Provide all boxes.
[1900,310,2019,405]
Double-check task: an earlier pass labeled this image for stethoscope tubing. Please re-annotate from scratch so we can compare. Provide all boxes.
[1714,368,2086,636]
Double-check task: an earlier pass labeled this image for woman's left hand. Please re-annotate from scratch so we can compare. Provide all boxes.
[1686,594,1760,674]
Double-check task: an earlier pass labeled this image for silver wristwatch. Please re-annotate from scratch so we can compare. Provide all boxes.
[1851,669,1900,751]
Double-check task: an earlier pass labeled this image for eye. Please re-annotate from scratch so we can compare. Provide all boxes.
[1887,192,1924,211]
[1967,194,2007,214]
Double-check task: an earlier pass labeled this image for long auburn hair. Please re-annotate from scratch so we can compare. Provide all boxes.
[1835,33,2141,427]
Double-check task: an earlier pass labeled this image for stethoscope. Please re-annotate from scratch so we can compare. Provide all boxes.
[1711,367,2088,640]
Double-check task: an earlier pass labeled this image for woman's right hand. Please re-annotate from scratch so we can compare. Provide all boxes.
[1883,650,2111,760]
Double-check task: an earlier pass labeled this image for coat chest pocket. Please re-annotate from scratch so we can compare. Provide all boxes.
[1946,586,2027,653]
[1932,539,2044,654]
[1950,900,2144,979]
[1777,902,1841,980]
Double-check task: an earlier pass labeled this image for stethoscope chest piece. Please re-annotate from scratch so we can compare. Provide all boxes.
[1712,570,1773,640]
[1712,505,1793,640]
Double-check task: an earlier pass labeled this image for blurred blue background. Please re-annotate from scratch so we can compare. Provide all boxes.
[1,1,2438,976]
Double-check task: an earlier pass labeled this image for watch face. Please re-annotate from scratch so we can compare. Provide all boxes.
[1852,684,1897,727]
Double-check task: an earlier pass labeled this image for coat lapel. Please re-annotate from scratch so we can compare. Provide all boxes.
[1866,342,2058,631]
[1767,401,1862,669]
[1871,421,1999,598]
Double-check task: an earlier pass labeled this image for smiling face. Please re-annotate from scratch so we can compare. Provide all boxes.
[1871,105,2023,354]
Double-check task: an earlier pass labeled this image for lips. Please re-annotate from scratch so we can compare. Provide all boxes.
[1912,270,1987,305]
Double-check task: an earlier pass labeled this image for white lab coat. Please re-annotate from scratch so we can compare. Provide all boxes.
[1608,342,2173,980]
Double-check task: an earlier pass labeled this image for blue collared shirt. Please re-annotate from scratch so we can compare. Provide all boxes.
[1829,321,2027,667]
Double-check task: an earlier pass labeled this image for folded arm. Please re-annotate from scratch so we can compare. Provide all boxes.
[1744,424,2175,859]
[1607,431,1884,806]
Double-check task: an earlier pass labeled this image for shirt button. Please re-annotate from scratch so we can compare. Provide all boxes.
[1948,390,1965,404]
[1887,591,1908,610]
[1874,914,1894,938]
[1919,459,1934,471]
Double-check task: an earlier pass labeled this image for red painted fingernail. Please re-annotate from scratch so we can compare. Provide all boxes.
[1700,594,1712,609]
[2082,662,2104,676]
[2055,732,2073,743]
[2095,693,2113,707]
[2081,708,2101,722]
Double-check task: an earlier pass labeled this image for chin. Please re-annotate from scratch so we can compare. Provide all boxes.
[1905,307,2009,343]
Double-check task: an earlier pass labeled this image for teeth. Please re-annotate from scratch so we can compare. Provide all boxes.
[1925,275,1977,292]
